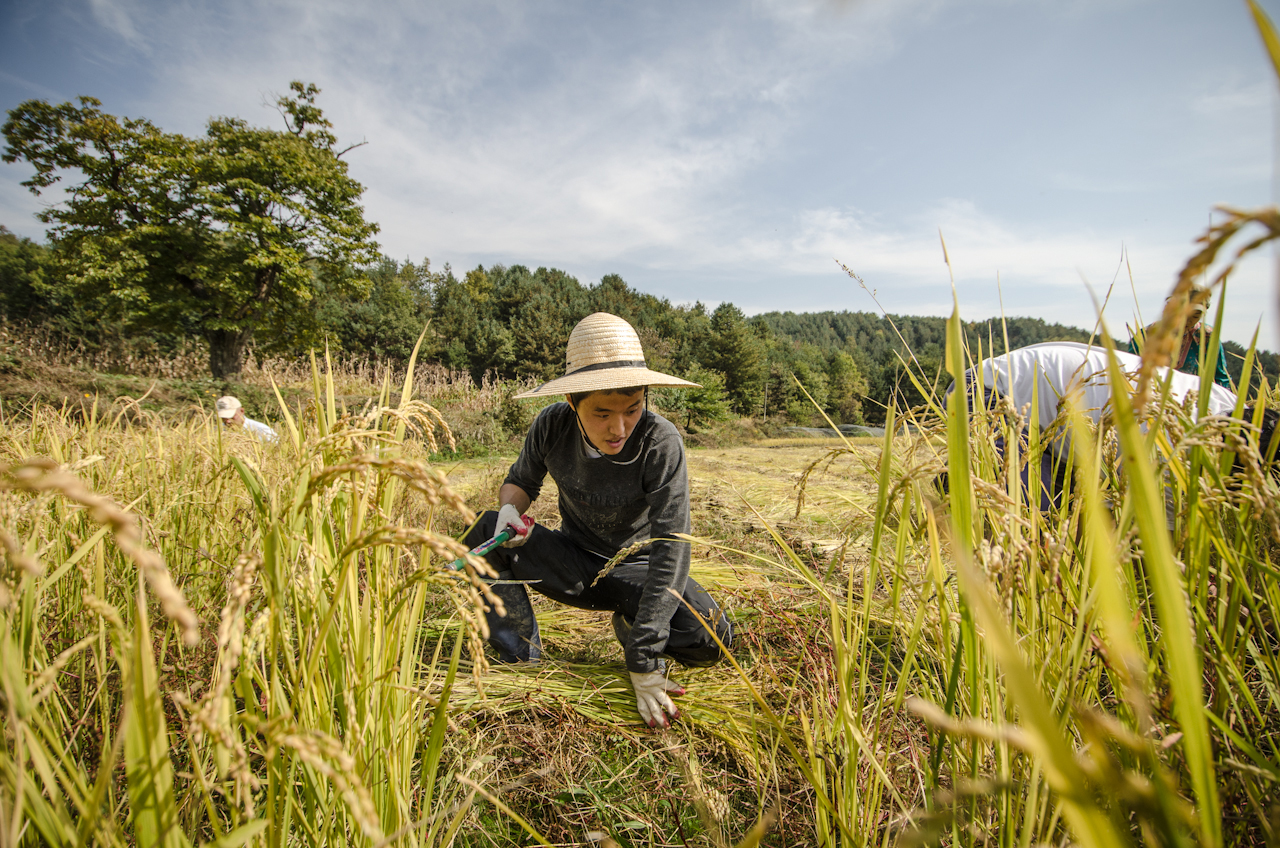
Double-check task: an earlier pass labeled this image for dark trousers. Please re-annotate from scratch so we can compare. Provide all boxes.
[963,385,1070,513]
[993,431,1071,513]
[463,511,733,666]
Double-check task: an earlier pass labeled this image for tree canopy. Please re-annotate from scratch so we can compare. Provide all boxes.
[2,82,379,377]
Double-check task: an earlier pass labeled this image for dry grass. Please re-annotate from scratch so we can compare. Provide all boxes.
[0,346,895,847]
[402,436,889,844]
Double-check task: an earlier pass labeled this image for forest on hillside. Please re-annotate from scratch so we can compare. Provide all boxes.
[4,227,1274,426]
[3,83,1273,428]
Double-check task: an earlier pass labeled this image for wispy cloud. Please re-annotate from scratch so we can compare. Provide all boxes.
[0,70,64,101]
[713,198,1272,343]
[1,0,1273,346]
[86,0,145,49]
[125,0,942,260]
[1192,79,1271,115]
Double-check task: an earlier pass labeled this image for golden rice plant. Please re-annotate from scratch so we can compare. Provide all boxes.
[701,238,1280,844]
[0,337,562,846]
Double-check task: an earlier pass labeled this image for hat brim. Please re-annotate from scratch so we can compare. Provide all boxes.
[514,366,700,399]
[217,409,237,419]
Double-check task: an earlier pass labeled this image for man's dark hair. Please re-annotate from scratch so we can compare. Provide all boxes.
[568,386,645,408]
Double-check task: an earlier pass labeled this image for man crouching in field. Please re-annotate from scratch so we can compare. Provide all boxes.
[463,312,734,729]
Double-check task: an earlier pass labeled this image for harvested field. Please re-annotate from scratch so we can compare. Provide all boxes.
[426,439,892,844]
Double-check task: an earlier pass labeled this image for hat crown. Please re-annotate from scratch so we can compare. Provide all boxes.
[215,395,242,418]
[565,313,646,375]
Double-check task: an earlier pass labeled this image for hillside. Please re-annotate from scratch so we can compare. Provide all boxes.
[761,308,1280,414]
[6,228,1277,430]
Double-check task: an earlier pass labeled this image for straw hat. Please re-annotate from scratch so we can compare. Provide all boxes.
[514,312,700,399]
[1167,283,1210,318]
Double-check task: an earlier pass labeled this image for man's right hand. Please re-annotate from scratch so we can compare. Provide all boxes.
[630,670,685,729]
[497,504,532,547]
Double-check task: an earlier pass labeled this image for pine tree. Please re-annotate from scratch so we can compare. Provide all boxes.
[708,303,765,416]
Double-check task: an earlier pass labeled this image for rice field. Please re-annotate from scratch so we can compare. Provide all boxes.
[0,351,894,847]
[5,219,1280,844]
[3,314,1279,847]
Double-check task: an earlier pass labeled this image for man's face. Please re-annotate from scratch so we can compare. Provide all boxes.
[570,390,644,455]
[222,408,245,428]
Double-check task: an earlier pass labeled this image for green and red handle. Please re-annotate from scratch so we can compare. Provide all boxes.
[450,514,534,570]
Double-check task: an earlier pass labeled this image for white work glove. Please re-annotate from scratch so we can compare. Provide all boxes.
[497,504,531,548]
[630,670,685,729]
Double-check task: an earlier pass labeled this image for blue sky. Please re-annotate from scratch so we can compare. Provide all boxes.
[2,0,1278,346]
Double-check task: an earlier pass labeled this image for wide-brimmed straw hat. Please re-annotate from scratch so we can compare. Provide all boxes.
[514,312,700,399]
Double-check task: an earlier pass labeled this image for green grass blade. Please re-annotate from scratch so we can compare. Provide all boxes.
[399,324,430,412]
[1248,0,1280,83]
[420,626,463,811]
[123,585,190,848]
[1100,338,1222,847]
[269,376,300,450]
[943,303,974,550]
[230,457,269,521]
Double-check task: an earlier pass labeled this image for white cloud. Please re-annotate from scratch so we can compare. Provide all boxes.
[86,0,144,48]
[115,0,930,265]
[713,198,1274,346]
[1193,80,1271,115]
[3,0,1276,347]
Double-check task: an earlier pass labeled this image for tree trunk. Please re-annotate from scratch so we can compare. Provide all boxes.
[208,329,251,379]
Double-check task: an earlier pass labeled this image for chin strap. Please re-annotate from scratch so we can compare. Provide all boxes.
[569,389,649,466]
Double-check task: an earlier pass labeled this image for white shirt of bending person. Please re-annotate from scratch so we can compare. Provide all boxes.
[242,417,279,443]
[971,341,1237,456]
[972,342,1238,529]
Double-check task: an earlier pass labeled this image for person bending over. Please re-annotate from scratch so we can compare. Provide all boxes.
[959,341,1268,511]
[215,395,279,443]
[464,312,734,729]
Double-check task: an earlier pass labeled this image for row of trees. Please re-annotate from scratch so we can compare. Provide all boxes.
[5,84,1272,426]
[0,227,868,423]
[18,215,1230,425]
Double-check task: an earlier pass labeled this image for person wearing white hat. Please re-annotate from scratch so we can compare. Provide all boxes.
[463,312,734,729]
[215,396,279,443]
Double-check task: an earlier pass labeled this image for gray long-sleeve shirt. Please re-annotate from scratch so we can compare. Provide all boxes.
[503,402,691,673]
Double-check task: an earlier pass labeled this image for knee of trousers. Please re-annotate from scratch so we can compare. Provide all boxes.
[668,611,734,668]
[463,511,500,548]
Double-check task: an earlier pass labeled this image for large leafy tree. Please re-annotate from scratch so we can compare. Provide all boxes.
[2,82,379,378]
[312,257,434,361]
